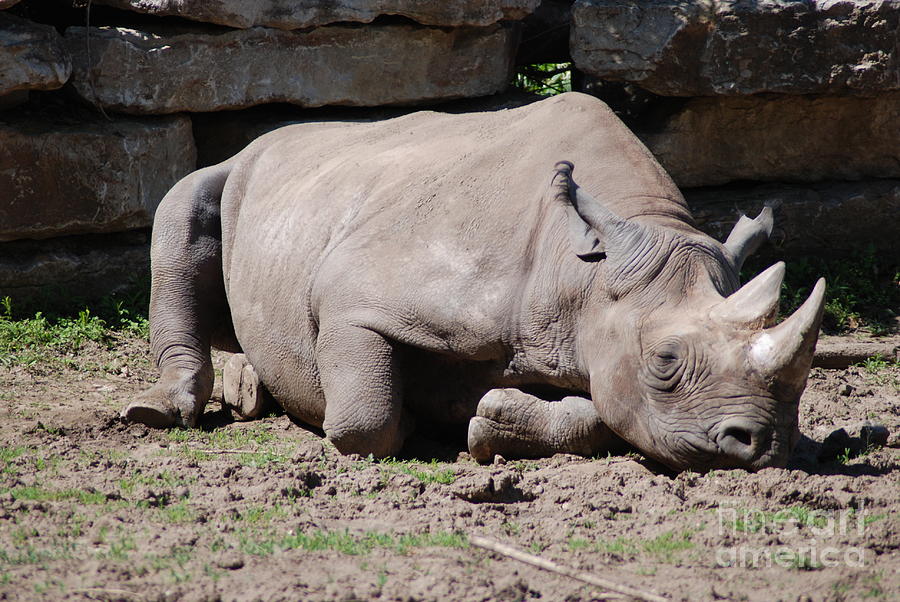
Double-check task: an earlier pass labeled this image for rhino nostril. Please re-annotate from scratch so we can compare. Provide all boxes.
[717,419,767,461]
[723,425,753,447]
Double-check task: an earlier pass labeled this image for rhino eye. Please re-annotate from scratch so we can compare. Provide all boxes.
[647,339,684,386]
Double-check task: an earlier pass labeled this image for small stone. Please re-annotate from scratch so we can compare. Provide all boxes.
[492,454,506,465]
[818,422,890,462]
[292,440,325,462]
[838,383,854,397]
[128,425,149,438]
[215,554,244,570]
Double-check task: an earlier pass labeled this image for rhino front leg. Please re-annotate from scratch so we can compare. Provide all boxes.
[467,389,615,462]
[317,324,412,458]
[123,164,234,428]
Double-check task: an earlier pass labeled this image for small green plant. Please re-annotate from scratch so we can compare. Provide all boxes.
[378,458,456,485]
[239,529,467,557]
[857,354,900,391]
[641,530,694,562]
[515,63,572,96]
[0,290,150,368]
[748,246,899,334]
[837,447,853,465]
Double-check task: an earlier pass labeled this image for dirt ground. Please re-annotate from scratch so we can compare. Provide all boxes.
[0,335,897,601]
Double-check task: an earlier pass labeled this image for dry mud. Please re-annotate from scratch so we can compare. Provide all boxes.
[0,338,897,601]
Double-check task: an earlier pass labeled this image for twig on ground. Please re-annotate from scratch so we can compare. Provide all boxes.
[73,587,143,600]
[470,535,668,602]
[191,448,255,454]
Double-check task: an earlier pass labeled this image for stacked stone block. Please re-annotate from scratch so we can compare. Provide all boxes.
[0,0,897,305]
[572,0,900,258]
[0,0,533,304]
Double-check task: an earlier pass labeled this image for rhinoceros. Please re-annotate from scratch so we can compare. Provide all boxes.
[123,92,825,471]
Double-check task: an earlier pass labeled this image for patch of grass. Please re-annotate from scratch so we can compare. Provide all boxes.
[567,537,590,551]
[750,246,899,334]
[724,505,844,533]
[0,290,150,368]
[101,534,137,561]
[0,446,26,474]
[837,447,854,465]
[230,505,288,525]
[240,529,467,557]
[501,521,521,537]
[641,530,694,563]
[6,485,107,505]
[0,545,67,566]
[511,460,540,472]
[860,572,887,599]
[118,469,194,496]
[161,501,196,524]
[165,425,291,466]
[857,354,900,391]
[379,458,456,485]
[591,530,694,563]
[515,63,572,96]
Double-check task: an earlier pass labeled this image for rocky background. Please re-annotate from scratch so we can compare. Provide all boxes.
[1,0,898,306]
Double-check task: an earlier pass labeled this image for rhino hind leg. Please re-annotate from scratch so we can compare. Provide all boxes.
[123,164,236,428]
[467,389,614,462]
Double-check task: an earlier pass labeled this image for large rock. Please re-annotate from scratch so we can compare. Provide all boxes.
[93,0,539,28]
[635,94,900,187]
[0,108,195,241]
[64,23,517,114]
[0,13,71,96]
[572,0,900,96]
[0,231,149,307]
[686,179,900,259]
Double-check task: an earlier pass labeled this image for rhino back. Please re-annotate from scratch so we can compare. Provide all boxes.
[218,93,691,416]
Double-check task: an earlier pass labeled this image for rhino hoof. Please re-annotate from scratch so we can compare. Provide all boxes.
[222,353,264,420]
[121,399,178,428]
[467,416,499,464]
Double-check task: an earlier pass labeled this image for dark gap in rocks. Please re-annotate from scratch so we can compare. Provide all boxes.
[580,78,690,130]
[516,0,573,66]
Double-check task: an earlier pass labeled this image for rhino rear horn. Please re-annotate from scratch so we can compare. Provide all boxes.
[748,278,827,399]
[551,161,645,261]
[724,206,774,272]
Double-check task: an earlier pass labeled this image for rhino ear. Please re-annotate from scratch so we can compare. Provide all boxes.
[724,206,774,272]
[551,161,642,261]
[564,204,606,260]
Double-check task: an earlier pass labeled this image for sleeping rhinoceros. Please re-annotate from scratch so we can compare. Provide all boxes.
[123,92,825,471]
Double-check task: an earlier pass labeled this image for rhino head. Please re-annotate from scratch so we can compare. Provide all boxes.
[553,162,825,471]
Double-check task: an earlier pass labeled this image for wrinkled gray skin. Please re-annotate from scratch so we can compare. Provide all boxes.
[124,93,826,472]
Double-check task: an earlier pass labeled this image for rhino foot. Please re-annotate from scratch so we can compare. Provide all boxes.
[467,389,613,463]
[122,371,208,429]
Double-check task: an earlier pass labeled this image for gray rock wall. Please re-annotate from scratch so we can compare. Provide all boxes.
[0,0,896,305]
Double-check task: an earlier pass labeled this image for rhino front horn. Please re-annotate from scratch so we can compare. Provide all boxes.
[749,278,827,399]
